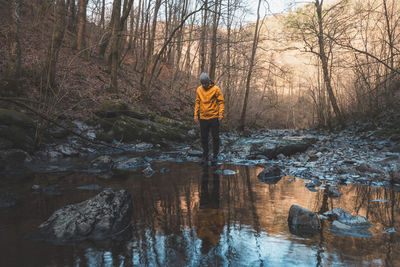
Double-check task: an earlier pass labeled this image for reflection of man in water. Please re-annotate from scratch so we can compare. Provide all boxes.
[195,166,225,254]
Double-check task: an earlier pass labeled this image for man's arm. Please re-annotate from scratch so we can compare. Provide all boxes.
[216,87,224,120]
[194,88,200,122]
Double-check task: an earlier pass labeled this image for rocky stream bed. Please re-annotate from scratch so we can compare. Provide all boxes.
[1,107,400,266]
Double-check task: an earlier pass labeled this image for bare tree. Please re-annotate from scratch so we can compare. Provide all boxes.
[43,0,66,91]
[109,0,122,93]
[5,0,22,84]
[76,0,88,51]
[239,0,262,131]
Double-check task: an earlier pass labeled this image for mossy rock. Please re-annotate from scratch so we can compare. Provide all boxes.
[95,100,146,120]
[0,137,13,149]
[95,100,129,118]
[0,125,35,150]
[0,108,35,129]
[96,115,193,144]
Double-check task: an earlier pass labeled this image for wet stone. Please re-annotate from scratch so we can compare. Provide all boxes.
[288,205,320,237]
[326,186,342,198]
[91,155,113,170]
[32,184,64,196]
[329,221,372,238]
[143,166,156,177]
[76,185,102,191]
[215,169,236,175]
[113,157,149,170]
[0,188,16,208]
[29,188,132,243]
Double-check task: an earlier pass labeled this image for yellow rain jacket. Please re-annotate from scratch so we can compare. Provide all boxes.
[194,84,225,120]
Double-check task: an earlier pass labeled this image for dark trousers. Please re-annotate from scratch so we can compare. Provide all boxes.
[200,118,220,159]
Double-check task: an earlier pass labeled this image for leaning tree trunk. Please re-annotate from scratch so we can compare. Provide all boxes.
[315,0,342,123]
[43,0,66,91]
[239,0,261,131]
[5,0,22,84]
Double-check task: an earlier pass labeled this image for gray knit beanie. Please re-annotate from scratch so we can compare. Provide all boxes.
[200,72,211,84]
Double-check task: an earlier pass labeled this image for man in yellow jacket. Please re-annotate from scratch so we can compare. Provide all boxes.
[194,72,225,165]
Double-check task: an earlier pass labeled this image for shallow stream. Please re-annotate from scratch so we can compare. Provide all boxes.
[1,162,399,266]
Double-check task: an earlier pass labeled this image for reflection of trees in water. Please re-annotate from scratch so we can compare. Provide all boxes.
[321,180,400,266]
[118,164,400,265]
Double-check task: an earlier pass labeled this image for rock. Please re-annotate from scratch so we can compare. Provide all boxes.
[56,145,79,157]
[288,205,320,237]
[276,143,310,157]
[113,157,149,170]
[29,188,132,243]
[32,184,64,195]
[250,141,310,159]
[0,109,36,151]
[0,188,16,208]
[383,228,396,234]
[326,186,342,198]
[257,164,282,184]
[323,208,371,228]
[356,163,382,174]
[76,184,102,191]
[91,155,113,170]
[215,169,236,175]
[142,166,156,177]
[187,149,203,157]
[97,114,192,145]
[329,220,372,238]
[0,149,31,172]
[160,168,169,174]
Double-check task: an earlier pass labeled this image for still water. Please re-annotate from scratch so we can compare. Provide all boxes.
[1,162,399,266]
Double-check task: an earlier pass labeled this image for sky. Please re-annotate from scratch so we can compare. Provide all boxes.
[244,0,315,21]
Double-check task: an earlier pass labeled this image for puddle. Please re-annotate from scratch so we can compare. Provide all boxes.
[0,162,399,266]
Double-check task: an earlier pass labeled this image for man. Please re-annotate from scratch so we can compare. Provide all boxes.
[194,72,224,165]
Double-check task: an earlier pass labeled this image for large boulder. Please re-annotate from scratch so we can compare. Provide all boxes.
[0,108,36,151]
[30,188,132,243]
[0,188,16,208]
[0,149,31,172]
[250,140,311,159]
[288,205,320,237]
[97,115,191,145]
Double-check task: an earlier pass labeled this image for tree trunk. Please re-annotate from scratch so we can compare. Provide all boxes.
[76,0,88,51]
[100,0,105,29]
[68,0,76,32]
[315,0,343,122]
[224,0,232,119]
[109,0,122,93]
[6,0,22,83]
[239,0,261,131]
[43,0,66,91]
[140,0,162,92]
[199,0,208,74]
[209,0,220,81]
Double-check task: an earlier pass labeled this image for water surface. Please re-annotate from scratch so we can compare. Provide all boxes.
[1,162,399,266]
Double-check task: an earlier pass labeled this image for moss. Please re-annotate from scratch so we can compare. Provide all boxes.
[0,125,34,150]
[0,108,35,129]
[95,100,130,118]
[0,137,13,149]
[95,131,114,143]
[95,112,193,144]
